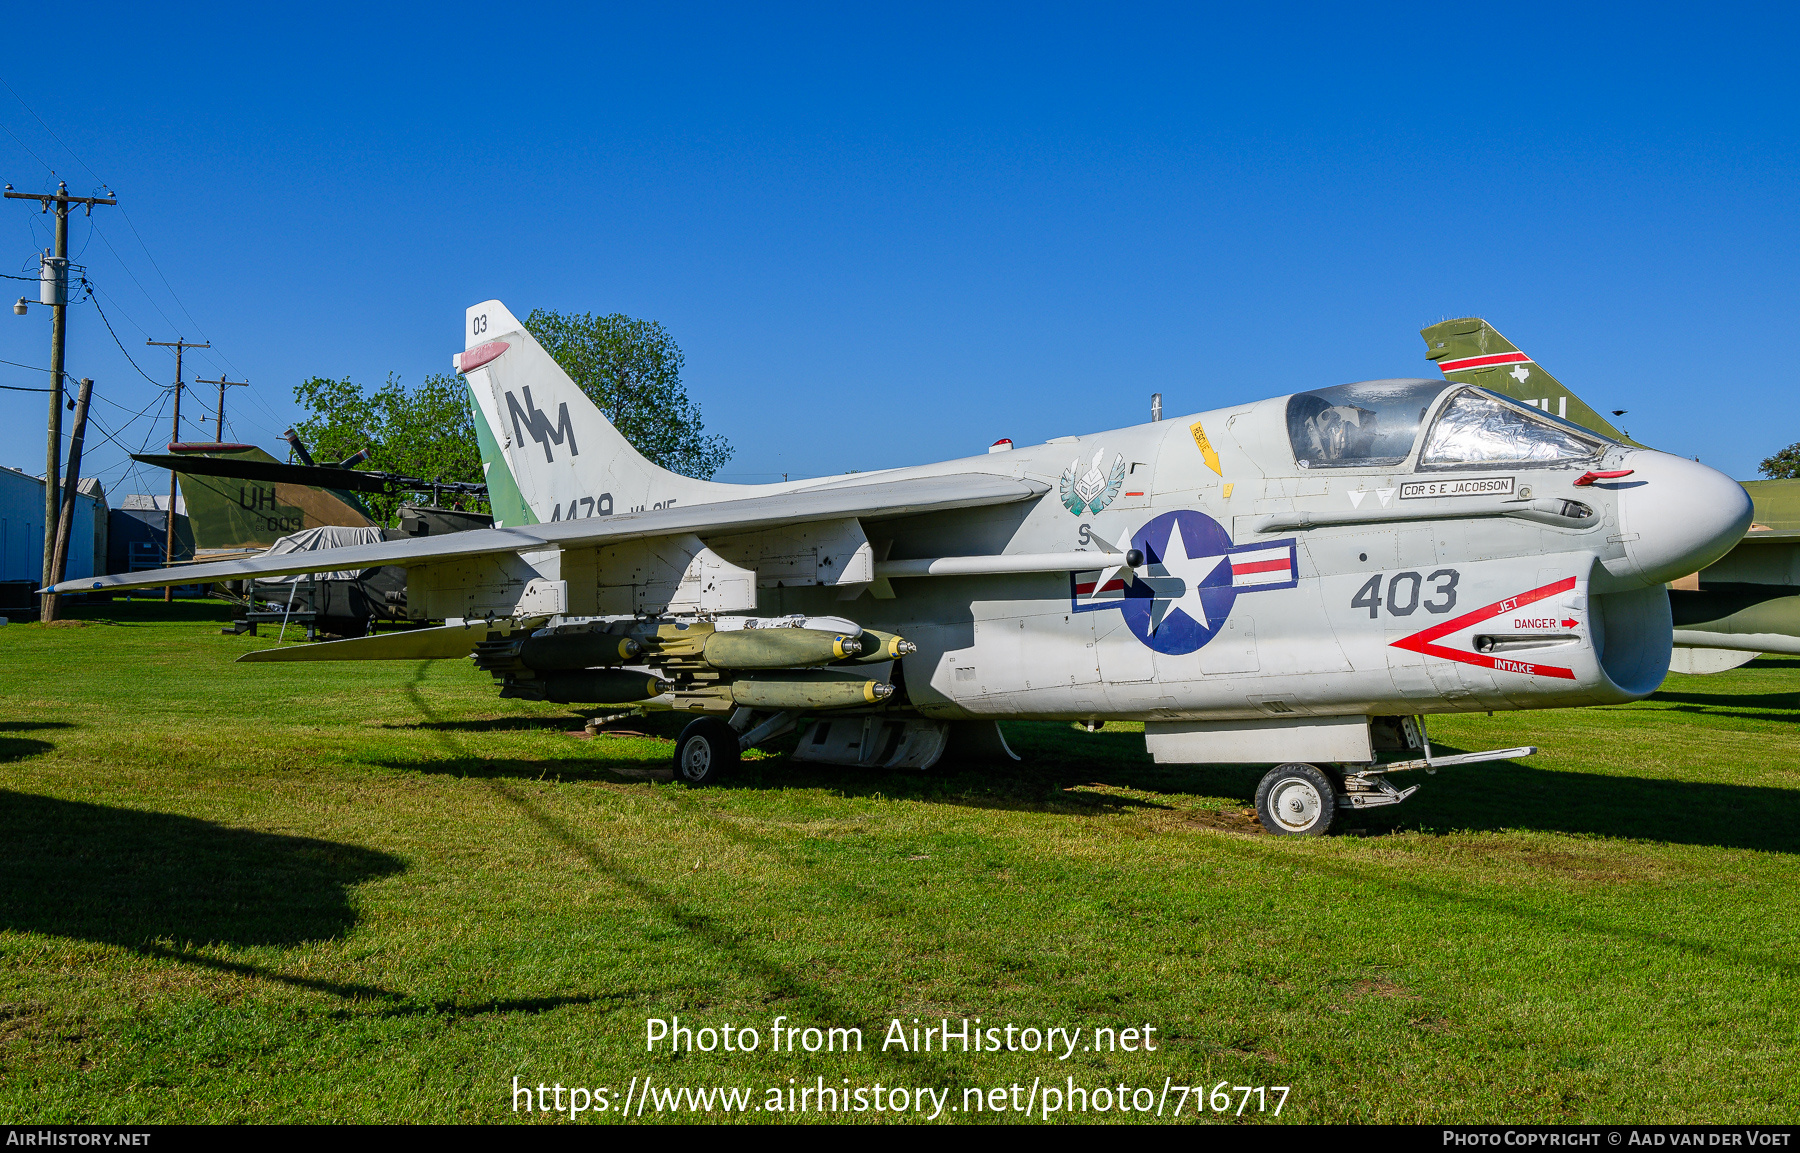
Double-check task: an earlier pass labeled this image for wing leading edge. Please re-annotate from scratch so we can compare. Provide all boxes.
[48,473,1049,594]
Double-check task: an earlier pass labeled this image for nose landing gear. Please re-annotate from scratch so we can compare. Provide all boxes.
[1254,763,1337,836]
[1251,718,1537,836]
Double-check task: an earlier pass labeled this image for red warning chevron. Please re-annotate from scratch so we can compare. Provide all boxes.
[1389,576,1579,680]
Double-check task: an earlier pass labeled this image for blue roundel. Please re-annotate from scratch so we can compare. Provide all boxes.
[1121,510,1240,656]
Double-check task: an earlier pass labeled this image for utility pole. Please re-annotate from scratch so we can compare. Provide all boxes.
[43,378,93,624]
[195,375,248,440]
[4,180,115,617]
[146,337,209,602]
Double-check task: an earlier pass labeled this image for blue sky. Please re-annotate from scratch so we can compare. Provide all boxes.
[0,3,1793,498]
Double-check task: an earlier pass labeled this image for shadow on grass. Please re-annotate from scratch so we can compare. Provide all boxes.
[0,720,71,764]
[384,667,982,1081]
[370,641,1800,851]
[63,598,237,626]
[385,756,657,782]
[1650,691,1800,711]
[1746,658,1800,670]
[0,790,405,950]
[1337,745,1800,853]
[384,714,598,734]
[1654,705,1800,725]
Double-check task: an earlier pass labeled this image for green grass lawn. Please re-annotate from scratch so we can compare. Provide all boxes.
[2,600,1797,1124]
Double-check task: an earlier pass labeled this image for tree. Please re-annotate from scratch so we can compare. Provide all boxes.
[292,372,486,524]
[524,309,732,479]
[1760,444,1800,480]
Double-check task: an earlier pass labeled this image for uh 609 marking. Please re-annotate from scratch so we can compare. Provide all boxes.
[65,301,1753,838]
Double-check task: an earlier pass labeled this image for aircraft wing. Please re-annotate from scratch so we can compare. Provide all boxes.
[49,472,1048,593]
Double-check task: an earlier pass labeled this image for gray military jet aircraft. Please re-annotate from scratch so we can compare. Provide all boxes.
[54,301,1752,836]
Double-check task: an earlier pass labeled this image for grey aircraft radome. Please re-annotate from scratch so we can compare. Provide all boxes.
[54,302,1753,836]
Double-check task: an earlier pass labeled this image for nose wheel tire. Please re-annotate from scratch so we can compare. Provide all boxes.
[1254,763,1338,837]
[673,716,740,785]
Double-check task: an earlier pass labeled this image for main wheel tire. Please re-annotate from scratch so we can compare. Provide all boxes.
[673,716,740,785]
[1254,762,1338,836]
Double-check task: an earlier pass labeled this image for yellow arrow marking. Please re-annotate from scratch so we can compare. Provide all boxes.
[1190,420,1222,476]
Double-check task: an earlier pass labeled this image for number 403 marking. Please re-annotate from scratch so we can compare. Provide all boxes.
[1352,569,1459,618]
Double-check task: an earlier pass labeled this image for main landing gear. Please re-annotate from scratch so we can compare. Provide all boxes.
[673,716,740,785]
[671,709,802,785]
[1252,720,1536,837]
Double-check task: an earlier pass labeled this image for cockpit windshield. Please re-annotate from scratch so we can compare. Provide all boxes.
[1418,388,1608,470]
[1285,379,1445,469]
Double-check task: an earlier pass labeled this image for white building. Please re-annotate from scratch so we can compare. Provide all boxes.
[0,466,107,584]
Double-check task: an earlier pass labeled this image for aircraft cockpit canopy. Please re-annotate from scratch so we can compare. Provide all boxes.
[1288,380,1616,471]
[1417,387,1611,471]
[1286,379,1442,469]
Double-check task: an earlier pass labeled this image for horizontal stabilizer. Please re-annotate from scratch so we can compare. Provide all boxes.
[51,473,1049,594]
[132,453,486,497]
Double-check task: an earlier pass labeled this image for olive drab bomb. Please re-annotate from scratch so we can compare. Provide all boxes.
[62,299,1751,837]
[475,617,906,710]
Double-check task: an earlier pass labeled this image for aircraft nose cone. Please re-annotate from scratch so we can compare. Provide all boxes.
[1614,451,1752,587]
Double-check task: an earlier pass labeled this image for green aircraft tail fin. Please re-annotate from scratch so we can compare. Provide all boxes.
[170,442,379,554]
[1419,318,1639,446]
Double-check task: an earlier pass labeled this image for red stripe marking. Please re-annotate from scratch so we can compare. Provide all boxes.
[1388,577,1578,679]
[1125,491,1144,497]
[1437,351,1531,372]
[1074,579,1127,595]
[1231,558,1290,575]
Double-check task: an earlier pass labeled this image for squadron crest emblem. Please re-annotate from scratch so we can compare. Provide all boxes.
[1060,448,1126,516]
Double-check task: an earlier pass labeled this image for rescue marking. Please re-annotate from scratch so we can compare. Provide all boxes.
[1388,577,1579,679]
[1189,419,1223,476]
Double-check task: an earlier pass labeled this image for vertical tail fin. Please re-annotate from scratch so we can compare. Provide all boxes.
[167,443,378,555]
[1420,317,1639,446]
[458,301,745,528]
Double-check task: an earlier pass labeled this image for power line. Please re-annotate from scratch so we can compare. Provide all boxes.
[80,404,159,458]
[145,336,208,602]
[4,181,114,605]
[0,81,256,447]
[0,78,250,411]
[196,374,248,440]
[86,220,181,335]
[92,384,173,420]
[0,76,98,186]
[97,385,175,497]
[85,280,149,337]
[0,116,55,180]
[84,280,168,387]
[117,206,237,376]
